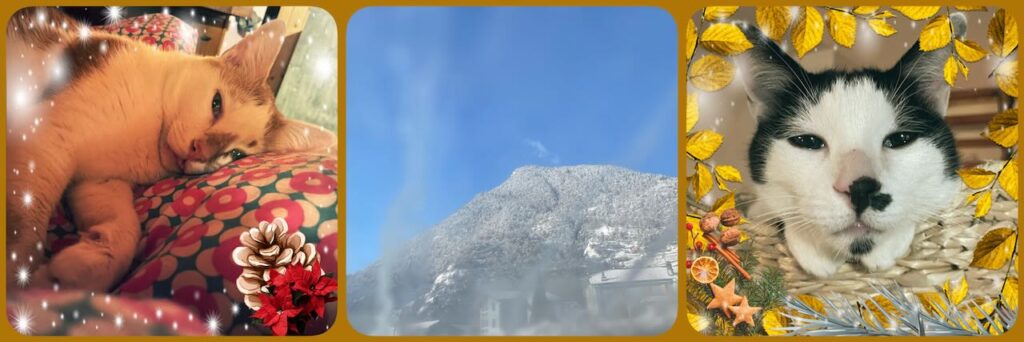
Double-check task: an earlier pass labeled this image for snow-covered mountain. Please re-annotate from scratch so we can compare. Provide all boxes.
[347,165,678,335]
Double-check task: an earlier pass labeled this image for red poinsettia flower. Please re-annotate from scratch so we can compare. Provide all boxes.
[292,261,337,296]
[288,260,338,318]
[257,258,338,335]
[252,289,302,336]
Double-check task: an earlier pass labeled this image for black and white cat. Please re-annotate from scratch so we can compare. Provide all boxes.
[740,22,962,278]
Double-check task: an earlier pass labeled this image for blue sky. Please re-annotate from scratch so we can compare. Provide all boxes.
[346,7,678,272]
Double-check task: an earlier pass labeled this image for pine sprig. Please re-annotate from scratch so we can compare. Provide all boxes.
[747,267,786,309]
[687,279,713,305]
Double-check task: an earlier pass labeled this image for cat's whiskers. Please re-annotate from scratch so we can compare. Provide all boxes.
[747,206,803,221]
[732,193,805,207]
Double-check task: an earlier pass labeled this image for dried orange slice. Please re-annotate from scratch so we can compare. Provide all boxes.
[690,256,720,284]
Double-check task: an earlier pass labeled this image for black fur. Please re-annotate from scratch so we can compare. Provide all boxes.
[742,26,960,184]
[848,177,891,215]
[849,237,874,255]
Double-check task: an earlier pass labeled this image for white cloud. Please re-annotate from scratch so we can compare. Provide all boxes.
[523,138,560,164]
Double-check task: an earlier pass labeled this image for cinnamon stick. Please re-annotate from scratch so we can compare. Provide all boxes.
[705,234,752,280]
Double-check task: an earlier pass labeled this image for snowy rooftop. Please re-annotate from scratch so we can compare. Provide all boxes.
[588,267,676,286]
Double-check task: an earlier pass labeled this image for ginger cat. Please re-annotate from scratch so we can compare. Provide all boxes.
[6,8,336,291]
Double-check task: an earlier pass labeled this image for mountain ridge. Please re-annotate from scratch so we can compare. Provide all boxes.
[347,164,678,335]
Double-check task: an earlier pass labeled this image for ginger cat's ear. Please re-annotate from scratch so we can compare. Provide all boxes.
[220,20,286,81]
[267,117,337,154]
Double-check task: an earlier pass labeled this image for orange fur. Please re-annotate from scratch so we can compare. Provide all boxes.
[6,8,336,291]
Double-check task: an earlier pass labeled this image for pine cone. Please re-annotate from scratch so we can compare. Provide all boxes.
[232,217,319,309]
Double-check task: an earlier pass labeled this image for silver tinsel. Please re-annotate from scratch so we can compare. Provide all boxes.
[780,284,1017,336]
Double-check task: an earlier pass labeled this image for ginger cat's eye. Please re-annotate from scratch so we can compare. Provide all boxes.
[212,91,223,120]
[229,149,247,161]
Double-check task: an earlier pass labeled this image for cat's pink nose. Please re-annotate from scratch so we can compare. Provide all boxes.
[834,149,875,194]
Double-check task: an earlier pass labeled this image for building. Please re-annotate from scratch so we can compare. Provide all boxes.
[585,264,677,319]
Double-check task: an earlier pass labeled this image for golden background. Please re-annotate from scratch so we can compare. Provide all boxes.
[0,0,1020,340]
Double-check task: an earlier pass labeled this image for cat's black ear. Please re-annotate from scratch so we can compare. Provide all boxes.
[737,24,811,120]
[887,13,966,117]
[221,20,286,81]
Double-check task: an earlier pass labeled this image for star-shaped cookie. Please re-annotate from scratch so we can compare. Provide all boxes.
[706,279,744,317]
[729,297,762,327]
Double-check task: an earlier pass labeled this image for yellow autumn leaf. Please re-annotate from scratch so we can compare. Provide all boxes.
[954,39,987,62]
[974,190,993,217]
[686,130,724,160]
[712,191,736,215]
[761,309,789,336]
[1003,277,1018,309]
[700,23,754,55]
[798,294,826,315]
[717,179,730,192]
[966,191,984,205]
[715,165,742,184]
[985,108,1018,148]
[862,295,900,329]
[943,56,958,86]
[685,215,709,251]
[920,15,952,51]
[704,6,739,21]
[686,19,697,61]
[688,55,735,91]
[756,6,792,43]
[998,158,1018,201]
[892,6,941,20]
[686,93,698,133]
[917,292,950,319]
[971,227,1016,269]
[989,9,1019,57]
[688,312,710,331]
[868,19,897,37]
[955,6,987,12]
[996,60,1018,98]
[957,58,969,79]
[944,276,970,305]
[958,168,996,189]
[828,9,856,48]
[695,162,713,200]
[853,6,879,15]
[874,10,895,19]
[960,298,1000,333]
[792,7,824,58]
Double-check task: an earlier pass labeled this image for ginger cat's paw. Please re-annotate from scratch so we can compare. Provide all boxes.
[48,240,125,291]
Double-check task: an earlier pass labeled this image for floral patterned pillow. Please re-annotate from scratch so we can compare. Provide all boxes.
[97,13,198,53]
[44,152,338,335]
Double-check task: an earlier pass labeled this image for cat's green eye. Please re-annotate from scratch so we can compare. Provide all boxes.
[787,134,825,150]
[212,91,223,120]
[883,132,918,149]
[229,149,246,161]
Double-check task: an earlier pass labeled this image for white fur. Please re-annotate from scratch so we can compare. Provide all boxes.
[749,79,959,277]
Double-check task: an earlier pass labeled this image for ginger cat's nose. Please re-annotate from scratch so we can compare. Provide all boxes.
[186,139,205,161]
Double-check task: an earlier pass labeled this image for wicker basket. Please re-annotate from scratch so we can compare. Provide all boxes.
[731,189,1018,299]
